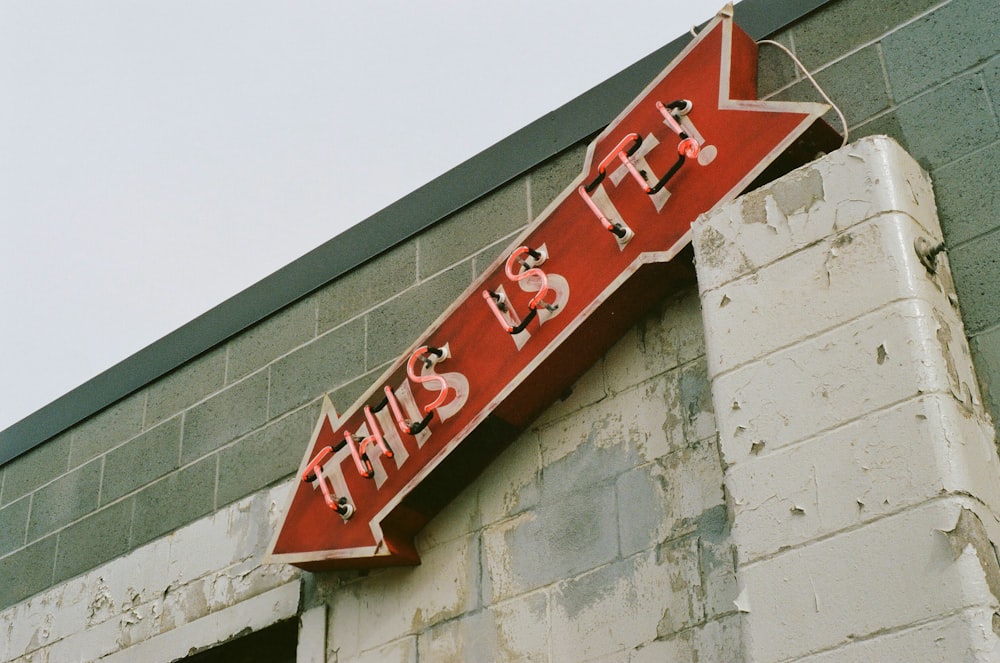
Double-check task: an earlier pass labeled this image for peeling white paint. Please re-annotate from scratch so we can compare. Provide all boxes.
[0,482,299,662]
[695,137,1000,661]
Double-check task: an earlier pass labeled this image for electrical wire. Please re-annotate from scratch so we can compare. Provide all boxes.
[757,39,849,147]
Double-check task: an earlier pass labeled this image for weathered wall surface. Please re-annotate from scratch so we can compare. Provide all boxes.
[2,0,999,660]
[761,0,1000,437]
[0,483,300,662]
[696,136,1000,660]
[0,129,736,659]
[304,286,733,662]
[0,140,578,614]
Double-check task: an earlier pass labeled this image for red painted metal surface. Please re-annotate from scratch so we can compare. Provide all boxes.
[269,11,840,570]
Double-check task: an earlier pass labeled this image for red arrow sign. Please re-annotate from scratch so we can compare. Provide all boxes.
[269,9,840,570]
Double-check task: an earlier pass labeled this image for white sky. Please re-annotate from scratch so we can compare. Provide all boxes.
[0,0,721,432]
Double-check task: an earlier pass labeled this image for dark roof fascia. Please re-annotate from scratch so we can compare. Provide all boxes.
[0,0,834,466]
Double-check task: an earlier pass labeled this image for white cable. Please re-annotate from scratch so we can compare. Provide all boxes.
[757,39,849,147]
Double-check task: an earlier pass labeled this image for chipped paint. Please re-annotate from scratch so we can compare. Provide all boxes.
[942,508,1000,603]
[696,137,1000,660]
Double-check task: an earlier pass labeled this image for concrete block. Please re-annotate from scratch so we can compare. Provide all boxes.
[616,446,725,558]
[168,482,292,601]
[69,392,145,469]
[537,405,637,502]
[53,498,133,584]
[537,370,691,491]
[1,580,67,660]
[949,227,1000,334]
[531,351,608,428]
[477,427,541,526]
[603,287,705,396]
[472,232,520,279]
[365,264,471,369]
[727,394,1000,564]
[216,402,318,507]
[882,0,998,101]
[738,498,1000,662]
[114,594,164,652]
[418,182,529,279]
[315,241,418,333]
[0,483,299,658]
[180,371,270,464]
[267,316,365,419]
[101,582,299,663]
[325,363,392,416]
[773,44,891,127]
[327,533,480,657]
[42,610,124,663]
[970,326,1000,437]
[226,296,317,382]
[347,637,417,663]
[883,73,999,171]
[629,615,742,663]
[26,458,101,541]
[416,610,496,663]
[789,0,939,70]
[693,136,938,291]
[698,507,739,620]
[850,109,908,156]
[101,417,181,504]
[713,299,959,462]
[0,433,71,506]
[415,477,479,554]
[0,536,56,609]
[183,559,297,620]
[795,607,1000,662]
[163,521,227,591]
[987,56,1000,103]
[22,567,142,655]
[297,604,326,663]
[481,483,619,604]
[156,576,209,630]
[131,455,216,547]
[0,496,29,556]
[756,33,797,99]
[165,485,276,588]
[528,142,586,220]
[549,545,702,661]
[144,347,226,428]
[486,591,550,662]
[987,58,1000,117]
[679,360,716,443]
[702,213,953,376]
[932,141,1000,246]
[76,533,172,629]
[586,653,630,663]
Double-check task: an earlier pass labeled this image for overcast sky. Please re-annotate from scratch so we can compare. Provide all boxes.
[0,0,722,433]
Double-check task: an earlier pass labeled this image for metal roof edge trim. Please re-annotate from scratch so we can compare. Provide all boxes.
[0,0,833,466]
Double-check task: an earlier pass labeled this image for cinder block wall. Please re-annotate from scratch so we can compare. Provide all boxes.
[0,140,736,659]
[0,139,588,611]
[759,0,1000,437]
[1,0,998,658]
[302,285,732,661]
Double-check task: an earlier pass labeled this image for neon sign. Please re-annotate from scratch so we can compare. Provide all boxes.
[269,9,840,570]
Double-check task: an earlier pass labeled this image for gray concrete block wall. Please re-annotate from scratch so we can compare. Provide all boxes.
[307,287,737,662]
[0,153,542,611]
[760,0,1000,436]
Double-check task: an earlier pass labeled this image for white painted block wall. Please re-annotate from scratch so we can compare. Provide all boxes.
[694,135,1000,661]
